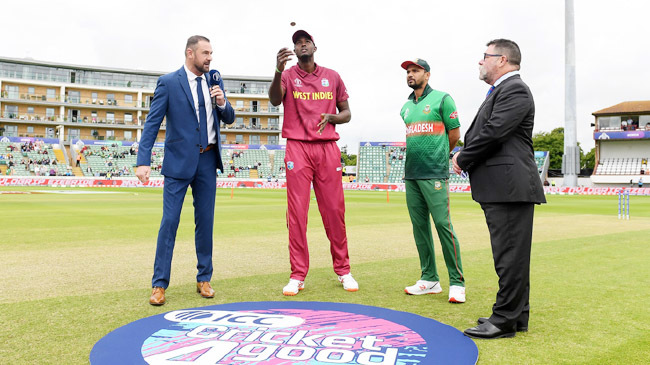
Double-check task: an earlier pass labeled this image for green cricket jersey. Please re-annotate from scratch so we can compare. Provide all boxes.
[400,84,460,180]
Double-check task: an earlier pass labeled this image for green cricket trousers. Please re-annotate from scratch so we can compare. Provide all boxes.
[405,179,464,286]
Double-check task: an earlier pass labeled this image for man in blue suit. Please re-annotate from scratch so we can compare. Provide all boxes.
[136,35,235,306]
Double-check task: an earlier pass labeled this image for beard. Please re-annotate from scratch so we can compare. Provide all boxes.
[194,59,210,73]
[478,65,488,82]
[297,52,312,62]
[408,80,425,90]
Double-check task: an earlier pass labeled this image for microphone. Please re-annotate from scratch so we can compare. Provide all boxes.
[209,70,222,109]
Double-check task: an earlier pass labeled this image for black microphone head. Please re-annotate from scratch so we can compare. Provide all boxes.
[210,70,221,85]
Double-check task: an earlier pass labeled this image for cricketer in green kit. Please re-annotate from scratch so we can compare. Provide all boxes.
[399,58,465,303]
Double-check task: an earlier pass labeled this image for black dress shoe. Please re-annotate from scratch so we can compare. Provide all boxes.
[464,321,516,339]
[477,317,528,332]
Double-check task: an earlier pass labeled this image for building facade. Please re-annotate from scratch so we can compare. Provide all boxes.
[590,101,650,186]
[0,57,282,146]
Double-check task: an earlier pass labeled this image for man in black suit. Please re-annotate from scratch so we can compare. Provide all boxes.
[452,39,546,339]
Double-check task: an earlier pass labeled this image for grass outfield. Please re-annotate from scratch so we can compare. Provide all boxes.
[1,187,649,364]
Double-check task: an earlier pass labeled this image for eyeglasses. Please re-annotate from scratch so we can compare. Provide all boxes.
[483,53,503,60]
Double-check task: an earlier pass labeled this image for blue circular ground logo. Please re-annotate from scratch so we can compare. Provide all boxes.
[91,301,478,364]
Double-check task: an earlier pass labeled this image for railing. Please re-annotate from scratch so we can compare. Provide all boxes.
[0,113,144,125]
[221,124,280,131]
[66,97,147,108]
[0,92,151,108]
[0,92,282,112]
[2,113,58,121]
[223,86,270,95]
[74,135,137,142]
[0,92,59,102]
[234,106,281,113]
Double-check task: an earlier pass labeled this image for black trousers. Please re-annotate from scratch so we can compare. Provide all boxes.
[480,202,535,331]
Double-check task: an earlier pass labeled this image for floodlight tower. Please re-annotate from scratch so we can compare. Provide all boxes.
[562,0,579,186]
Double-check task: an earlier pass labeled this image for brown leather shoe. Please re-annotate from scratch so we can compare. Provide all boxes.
[149,287,165,306]
[197,281,215,298]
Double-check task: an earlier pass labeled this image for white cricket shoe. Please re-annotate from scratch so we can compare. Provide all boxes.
[282,279,304,296]
[448,285,466,303]
[338,273,359,292]
[404,280,442,295]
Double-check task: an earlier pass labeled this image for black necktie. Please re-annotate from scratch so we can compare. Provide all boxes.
[196,77,209,148]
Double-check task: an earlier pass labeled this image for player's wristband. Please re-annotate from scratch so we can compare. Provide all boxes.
[275,67,282,74]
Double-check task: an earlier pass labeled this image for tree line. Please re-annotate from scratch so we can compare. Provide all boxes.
[532,127,595,170]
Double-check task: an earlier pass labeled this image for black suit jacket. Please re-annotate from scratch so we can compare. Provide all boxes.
[457,74,545,204]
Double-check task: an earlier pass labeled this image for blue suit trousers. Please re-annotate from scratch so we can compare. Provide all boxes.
[152,150,217,288]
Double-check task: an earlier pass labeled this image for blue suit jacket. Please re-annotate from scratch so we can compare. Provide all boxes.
[137,66,235,179]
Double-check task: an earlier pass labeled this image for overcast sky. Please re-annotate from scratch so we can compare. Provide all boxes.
[2,0,648,154]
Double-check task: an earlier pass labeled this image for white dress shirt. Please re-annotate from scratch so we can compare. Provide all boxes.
[493,70,520,88]
[184,64,224,145]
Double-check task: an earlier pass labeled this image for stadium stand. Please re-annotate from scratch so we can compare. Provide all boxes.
[593,157,649,175]
[535,151,550,181]
[387,148,406,183]
[1,141,71,176]
[221,148,273,179]
[448,161,469,185]
[77,144,140,177]
[357,143,549,185]
[357,145,388,183]
[271,149,285,179]
[31,139,552,183]
[70,143,284,179]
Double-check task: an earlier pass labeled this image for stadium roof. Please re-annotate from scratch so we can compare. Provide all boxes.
[0,56,272,82]
[592,101,650,116]
[0,56,164,76]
